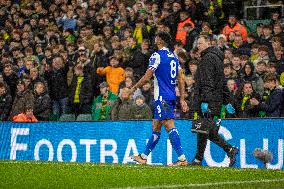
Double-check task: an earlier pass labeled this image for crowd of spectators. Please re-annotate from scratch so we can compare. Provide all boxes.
[0,0,283,122]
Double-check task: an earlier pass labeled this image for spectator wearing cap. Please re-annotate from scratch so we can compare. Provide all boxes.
[222,14,247,41]
[132,94,152,120]
[9,80,34,120]
[13,105,38,122]
[176,11,195,45]
[33,81,51,121]
[250,74,283,117]
[68,64,94,118]
[97,56,125,94]
[91,82,118,121]
[0,82,12,121]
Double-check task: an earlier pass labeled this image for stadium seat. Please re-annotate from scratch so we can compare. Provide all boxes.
[49,115,60,121]
[243,19,270,33]
[76,114,93,121]
[59,114,76,122]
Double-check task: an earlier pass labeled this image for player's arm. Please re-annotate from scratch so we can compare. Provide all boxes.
[130,52,159,94]
[177,67,189,112]
[131,69,153,93]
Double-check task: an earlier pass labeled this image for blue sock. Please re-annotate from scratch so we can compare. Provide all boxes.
[144,131,161,156]
[169,128,184,157]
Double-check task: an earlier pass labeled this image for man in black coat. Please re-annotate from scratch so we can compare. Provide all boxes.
[44,56,69,117]
[0,82,12,121]
[127,40,153,81]
[250,74,283,117]
[191,35,238,167]
[68,63,94,117]
[184,23,199,52]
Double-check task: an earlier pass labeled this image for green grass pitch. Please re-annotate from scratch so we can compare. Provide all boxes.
[0,161,283,189]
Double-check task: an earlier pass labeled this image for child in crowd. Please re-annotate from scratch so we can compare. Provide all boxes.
[97,56,125,94]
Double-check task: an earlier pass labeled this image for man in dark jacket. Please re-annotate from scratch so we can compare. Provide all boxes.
[33,81,51,121]
[128,40,152,80]
[0,82,12,121]
[184,23,199,52]
[3,64,18,98]
[110,87,134,120]
[191,35,238,167]
[68,64,94,117]
[250,74,283,117]
[44,56,69,117]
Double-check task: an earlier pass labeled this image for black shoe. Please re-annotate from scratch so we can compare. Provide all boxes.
[228,147,239,167]
[189,160,202,166]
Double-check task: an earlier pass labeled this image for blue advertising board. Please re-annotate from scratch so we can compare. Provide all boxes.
[0,119,283,169]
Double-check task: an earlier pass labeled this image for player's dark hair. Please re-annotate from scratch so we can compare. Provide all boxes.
[156,32,173,51]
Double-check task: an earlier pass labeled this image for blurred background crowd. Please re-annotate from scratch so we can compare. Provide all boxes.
[0,0,283,122]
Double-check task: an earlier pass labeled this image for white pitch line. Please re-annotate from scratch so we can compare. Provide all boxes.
[110,179,284,189]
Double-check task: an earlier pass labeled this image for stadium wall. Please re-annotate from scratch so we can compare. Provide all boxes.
[0,119,283,169]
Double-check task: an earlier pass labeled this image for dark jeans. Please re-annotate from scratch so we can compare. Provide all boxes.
[194,116,232,161]
[69,103,91,117]
[52,97,69,117]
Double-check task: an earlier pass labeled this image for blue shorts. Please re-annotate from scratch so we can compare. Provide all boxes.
[153,100,176,120]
